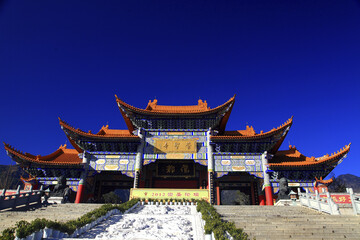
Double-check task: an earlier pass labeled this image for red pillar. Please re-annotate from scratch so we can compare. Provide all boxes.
[261,151,273,206]
[216,183,220,205]
[75,182,84,203]
[259,195,265,205]
[75,172,86,204]
[265,185,274,206]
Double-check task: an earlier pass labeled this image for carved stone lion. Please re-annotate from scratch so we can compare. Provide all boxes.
[277,177,290,200]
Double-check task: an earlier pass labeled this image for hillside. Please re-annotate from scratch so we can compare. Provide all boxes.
[0,164,24,189]
[337,174,360,192]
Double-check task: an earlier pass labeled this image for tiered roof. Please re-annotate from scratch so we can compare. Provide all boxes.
[4,143,82,166]
[3,96,350,172]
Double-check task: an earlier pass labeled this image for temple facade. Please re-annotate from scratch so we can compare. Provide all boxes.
[4,96,350,205]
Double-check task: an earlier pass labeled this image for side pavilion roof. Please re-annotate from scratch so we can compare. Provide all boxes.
[4,143,82,166]
[59,118,140,139]
[269,144,351,170]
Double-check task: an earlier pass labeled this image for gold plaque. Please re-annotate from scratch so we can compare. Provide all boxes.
[166,153,186,159]
[231,155,245,159]
[167,132,185,135]
[154,139,197,153]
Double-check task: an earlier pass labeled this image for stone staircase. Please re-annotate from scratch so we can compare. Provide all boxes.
[214,205,360,240]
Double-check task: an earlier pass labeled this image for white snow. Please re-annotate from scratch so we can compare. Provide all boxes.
[76,205,204,240]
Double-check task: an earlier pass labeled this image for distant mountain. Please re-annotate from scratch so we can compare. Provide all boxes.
[336,174,360,193]
[0,164,24,189]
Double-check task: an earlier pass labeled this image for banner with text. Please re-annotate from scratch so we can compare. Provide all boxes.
[130,188,209,202]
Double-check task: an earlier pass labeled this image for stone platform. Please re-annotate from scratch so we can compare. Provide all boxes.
[0,203,103,232]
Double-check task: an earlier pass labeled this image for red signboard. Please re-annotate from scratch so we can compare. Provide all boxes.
[320,194,352,204]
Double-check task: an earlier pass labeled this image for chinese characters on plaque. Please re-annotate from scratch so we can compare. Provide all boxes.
[130,188,210,202]
[154,139,197,153]
[157,161,195,177]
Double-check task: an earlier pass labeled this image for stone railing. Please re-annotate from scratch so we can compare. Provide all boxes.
[298,188,340,215]
[299,188,360,215]
[0,185,43,211]
[347,188,360,215]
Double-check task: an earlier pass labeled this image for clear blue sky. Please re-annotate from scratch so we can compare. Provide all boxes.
[0,1,359,177]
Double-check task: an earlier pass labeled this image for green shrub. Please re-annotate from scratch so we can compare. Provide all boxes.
[196,200,249,240]
[1,227,15,240]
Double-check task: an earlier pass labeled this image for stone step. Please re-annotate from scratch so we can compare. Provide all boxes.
[215,205,360,240]
[244,229,360,235]
[232,222,360,228]
[248,232,360,238]
[225,218,360,223]
[251,235,360,240]
[242,225,360,231]
[221,216,360,220]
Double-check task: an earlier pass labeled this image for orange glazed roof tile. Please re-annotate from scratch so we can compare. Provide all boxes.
[269,143,351,168]
[314,177,334,186]
[4,143,82,166]
[224,126,256,136]
[145,99,210,112]
[115,95,236,115]
[59,118,139,139]
[211,117,293,140]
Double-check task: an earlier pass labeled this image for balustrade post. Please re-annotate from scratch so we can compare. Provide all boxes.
[297,188,301,204]
[305,188,310,207]
[0,189,5,203]
[326,192,333,215]
[39,185,44,205]
[348,188,358,215]
[13,185,21,210]
[315,190,321,212]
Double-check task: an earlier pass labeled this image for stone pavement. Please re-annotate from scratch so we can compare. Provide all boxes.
[0,203,103,232]
[215,205,360,240]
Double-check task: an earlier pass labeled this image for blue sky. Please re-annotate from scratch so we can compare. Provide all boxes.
[0,0,359,177]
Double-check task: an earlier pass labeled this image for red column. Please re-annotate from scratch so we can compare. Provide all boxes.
[265,185,274,206]
[216,182,220,205]
[75,172,86,204]
[261,151,273,206]
[75,181,84,203]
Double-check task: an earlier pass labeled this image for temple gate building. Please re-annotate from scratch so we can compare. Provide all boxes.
[4,96,350,205]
